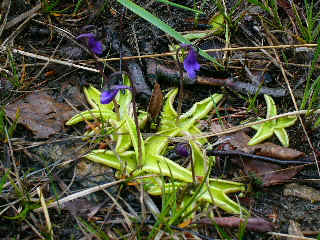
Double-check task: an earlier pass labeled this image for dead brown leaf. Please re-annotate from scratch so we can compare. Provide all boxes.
[147,82,163,119]
[239,159,303,186]
[278,0,295,18]
[211,123,304,160]
[5,91,75,138]
[211,122,305,186]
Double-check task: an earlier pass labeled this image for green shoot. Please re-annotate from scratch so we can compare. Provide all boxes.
[117,0,223,68]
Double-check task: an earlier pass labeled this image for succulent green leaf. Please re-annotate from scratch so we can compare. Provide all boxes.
[124,114,145,164]
[84,85,114,111]
[179,94,223,129]
[145,181,186,195]
[274,127,289,147]
[248,95,297,146]
[275,116,297,129]
[65,109,117,125]
[264,94,277,121]
[138,111,148,129]
[188,125,207,145]
[200,183,247,214]
[209,12,225,34]
[248,122,274,146]
[160,89,178,130]
[190,140,207,177]
[115,123,132,153]
[85,150,137,173]
[145,128,180,155]
[144,154,192,183]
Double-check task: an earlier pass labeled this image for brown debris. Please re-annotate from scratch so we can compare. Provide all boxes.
[196,217,273,233]
[240,158,303,186]
[146,60,287,97]
[211,123,305,186]
[147,82,163,119]
[211,123,305,160]
[5,91,75,138]
[284,183,320,202]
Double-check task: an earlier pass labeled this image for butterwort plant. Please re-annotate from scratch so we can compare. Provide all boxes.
[76,33,103,55]
[67,75,247,215]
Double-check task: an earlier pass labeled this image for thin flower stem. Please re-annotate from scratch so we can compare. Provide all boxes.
[175,47,185,118]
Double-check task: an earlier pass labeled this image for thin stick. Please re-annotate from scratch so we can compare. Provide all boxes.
[179,109,320,141]
[33,175,154,213]
[99,43,318,62]
[0,46,100,73]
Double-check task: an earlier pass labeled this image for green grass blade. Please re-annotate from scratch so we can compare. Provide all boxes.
[0,171,8,193]
[156,0,203,14]
[117,0,222,68]
[301,39,320,109]
[73,0,84,14]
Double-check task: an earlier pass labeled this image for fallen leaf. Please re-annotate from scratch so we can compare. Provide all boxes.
[196,217,273,233]
[211,123,304,186]
[211,123,305,160]
[239,159,303,186]
[5,92,75,138]
[284,183,320,202]
[147,82,163,119]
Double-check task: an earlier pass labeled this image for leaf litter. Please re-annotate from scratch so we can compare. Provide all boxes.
[5,91,75,138]
[211,122,305,186]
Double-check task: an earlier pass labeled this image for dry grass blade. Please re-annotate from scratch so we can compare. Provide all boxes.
[0,46,99,73]
[0,0,11,38]
[37,187,53,239]
[4,2,41,30]
[103,189,134,232]
[34,179,126,213]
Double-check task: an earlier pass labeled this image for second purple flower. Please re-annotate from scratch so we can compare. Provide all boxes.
[100,85,131,104]
[183,46,200,79]
[76,33,103,55]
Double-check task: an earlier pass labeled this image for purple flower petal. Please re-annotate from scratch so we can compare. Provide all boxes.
[176,143,190,158]
[76,33,103,55]
[101,89,119,104]
[76,33,96,40]
[88,37,103,55]
[100,85,131,104]
[183,47,200,79]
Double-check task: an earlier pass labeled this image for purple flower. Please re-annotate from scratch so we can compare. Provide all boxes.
[100,85,131,104]
[76,33,103,55]
[183,47,200,79]
[176,143,190,158]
